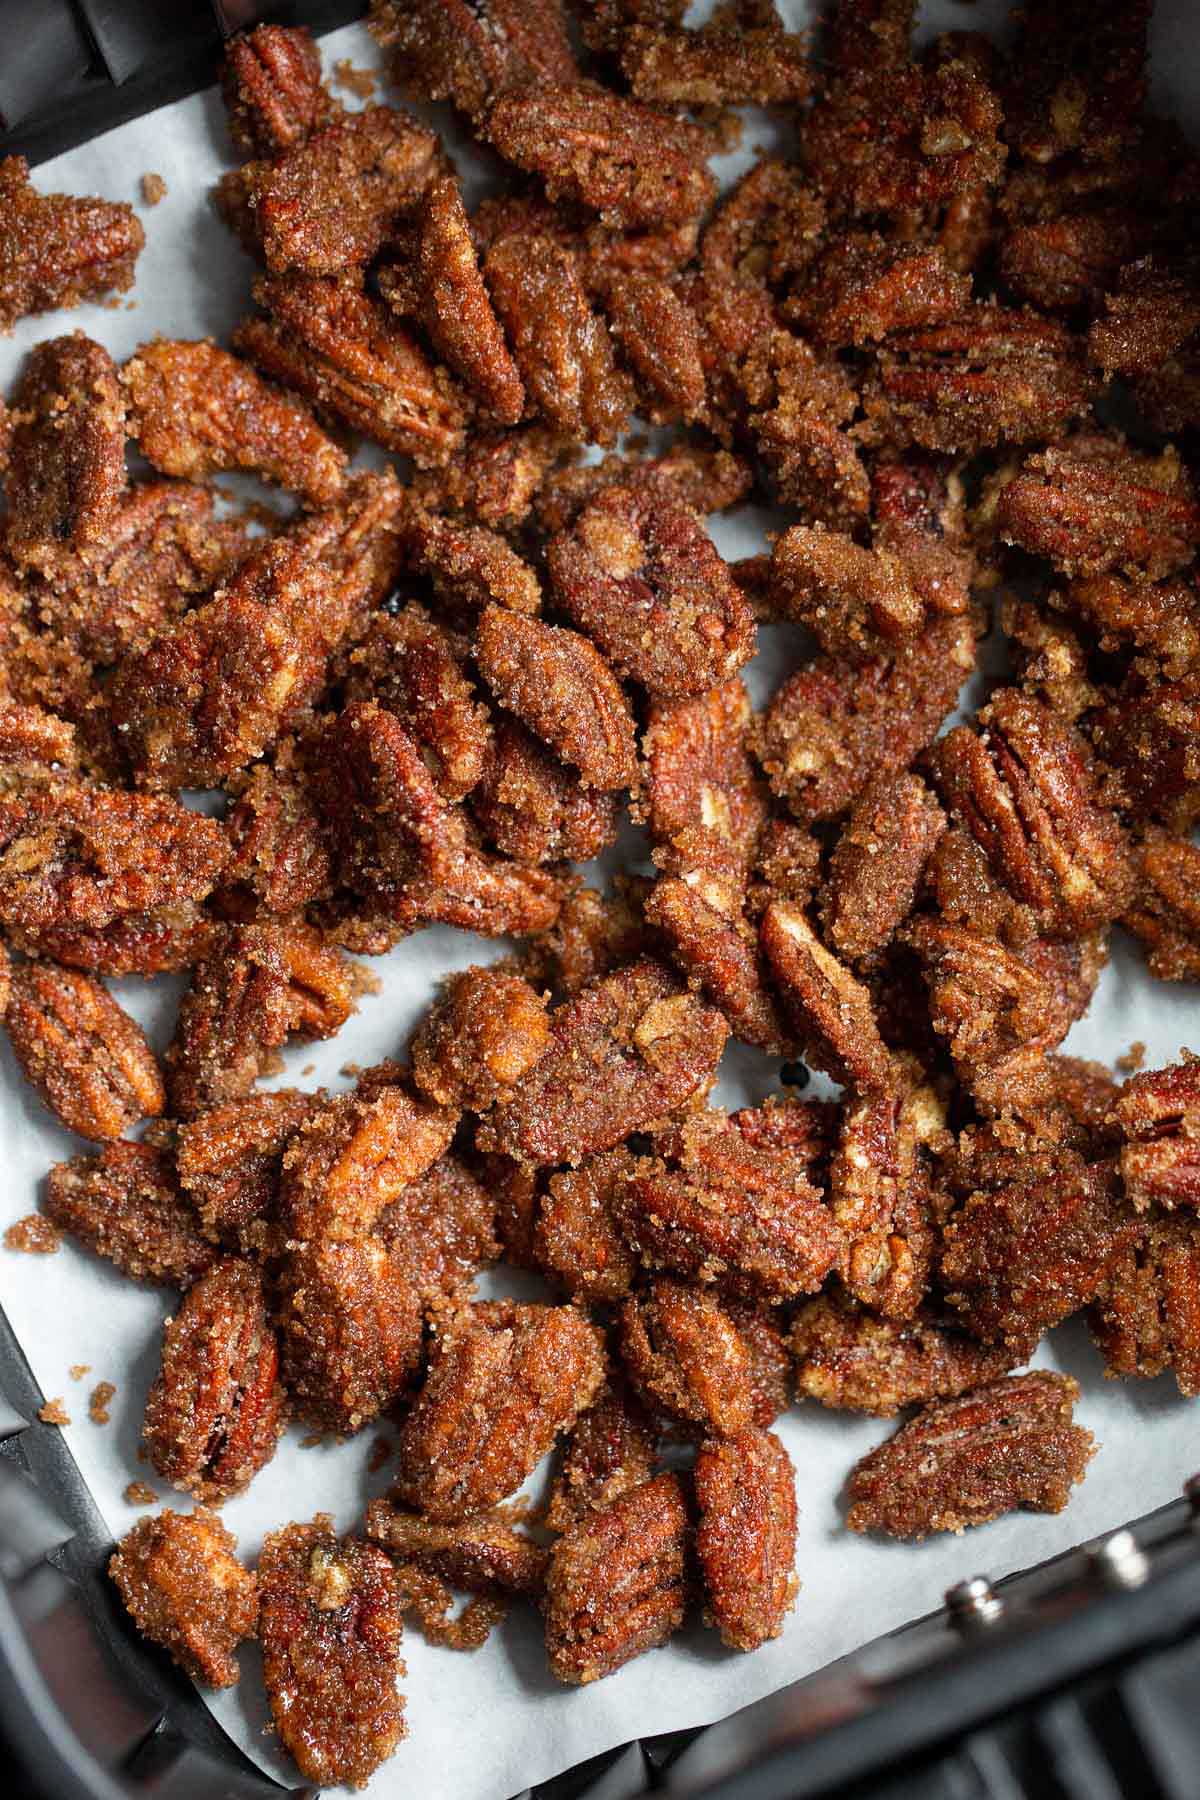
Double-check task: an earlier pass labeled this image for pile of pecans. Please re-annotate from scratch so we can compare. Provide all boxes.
[1,0,1199,1787]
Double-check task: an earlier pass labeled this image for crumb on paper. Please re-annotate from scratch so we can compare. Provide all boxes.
[260,1050,286,1079]
[349,962,382,997]
[5,1214,61,1254]
[368,1435,393,1475]
[301,1062,316,1077]
[124,1481,157,1506]
[39,1399,70,1426]
[333,59,378,100]
[1118,1041,1147,1074]
[69,1363,91,1382]
[141,172,167,206]
[89,1381,117,1425]
[340,1062,362,1078]
[300,1431,325,1449]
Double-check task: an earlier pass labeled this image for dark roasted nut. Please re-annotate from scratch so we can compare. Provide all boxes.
[544,1473,688,1683]
[646,869,790,1055]
[176,1089,319,1245]
[472,719,621,865]
[45,1140,217,1287]
[365,1498,546,1647]
[4,335,126,563]
[694,1427,797,1652]
[166,921,353,1120]
[599,271,705,424]
[787,236,969,349]
[999,210,1147,315]
[235,273,466,466]
[392,1303,605,1520]
[996,437,1200,581]
[767,525,925,659]
[641,678,766,870]
[0,155,144,331]
[547,473,754,700]
[122,339,347,506]
[931,690,1135,940]
[370,0,577,119]
[109,1509,257,1689]
[5,960,163,1142]
[276,1237,424,1432]
[1113,1058,1200,1212]
[486,84,717,230]
[1090,1216,1200,1399]
[869,454,974,619]
[377,1151,499,1302]
[544,1376,657,1531]
[535,1151,638,1302]
[281,1084,458,1241]
[484,233,630,445]
[411,966,550,1111]
[221,24,337,157]
[820,773,945,967]
[830,1076,946,1319]
[612,1112,843,1302]
[143,1258,285,1502]
[621,7,810,108]
[257,1518,405,1788]
[620,1277,755,1436]
[481,959,727,1165]
[940,1158,1140,1348]
[846,1371,1094,1539]
[760,901,893,1091]
[1089,676,1200,832]
[1002,0,1149,166]
[791,1294,1018,1416]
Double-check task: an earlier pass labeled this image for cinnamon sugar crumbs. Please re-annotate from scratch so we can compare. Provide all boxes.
[1118,1042,1147,1074]
[39,1399,70,1426]
[124,1482,157,1506]
[334,59,378,100]
[89,1381,117,1424]
[140,174,167,207]
[5,1215,61,1254]
[69,1364,91,1381]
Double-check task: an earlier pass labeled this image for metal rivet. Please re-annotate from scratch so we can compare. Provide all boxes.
[946,1576,1004,1627]
[1091,1529,1150,1589]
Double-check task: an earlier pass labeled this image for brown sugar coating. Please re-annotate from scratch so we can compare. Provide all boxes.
[545,1471,688,1684]
[12,908,217,981]
[820,773,946,967]
[788,236,969,350]
[235,273,465,467]
[520,878,651,1000]
[1003,0,1150,167]
[411,966,550,1111]
[767,525,926,660]
[342,607,492,804]
[5,335,126,563]
[392,1302,605,1521]
[622,4,810,108]
[432,423,568,531]
[221,24,337,158]
[547,473,754,700]
[0,155,144,332]
[472,718,621,866]
[846,1371,1094,1540]
[1090,1215,1200,1399]
[404,511,542,619]
[869,454,974,620]
[829,1076,946,1320]
[6,960,162,1142]
[365,1498,547,1647]
[544,1375,657,1531]
[760,901,893,1093]
[370,0,577,120]
[281,1082,458,1242]
[143,1258,285,1502]
[646,870,790,1056]
[481,959,727,1166]
[739,329,870,531]
[1113,1059,1200,1213]
[122,339,346,506]
[641,678,767,871]
[219,764,331,921]
[1062,572,1200,683]
[535,1152,638,1302]
[620,1278,756,1437]
[275,1236,424,1432]
[257,1517,406,1788]
[1089,675,1200,833]
[45,1141,217,1288]
[476,606,637,793]
[694,1427,797,1652]
[109,1508,257,1689]
[376,1151,499,1302]
[176,1088,319,1245]
[996,437,1200,582]
[4,1213,62,1253]
[792,1295,1018,1417]
[599,271,706,425]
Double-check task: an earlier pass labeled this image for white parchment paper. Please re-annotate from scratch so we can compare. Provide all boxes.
[1,7,1199,1797]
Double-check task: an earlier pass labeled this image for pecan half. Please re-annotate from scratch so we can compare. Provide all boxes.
[791,1294,1019,1416]
[45,1140,217,1288]
[820,772,946,966]
[767,524,926,659]
[221,23,337,157]
[996,437,1200,581]
[365,1499,546,1648]
[1113,1058,1200,1212]
[109,1509,257,1689]
[544,1375,657,1532]
[646,867,790,1055]
[1090,1216,1200,1398]
[175,1088,319,1246]
[1089,675,1200,832]
[411,965,550,1111]
[599,271,706,424]
[535,1151,639,1302]
[760,901,894,1091]
[0,155,144,331]
[694,1428,797,1651]
[281,1084,458,1241]
[641,677,767,870]
[370,0,577,119]
[620,1277,756,1436]
[377,1151,499,1303]
[472,718,620,865]
[276,1236,424,1432]
[787,235,969,349]
[830,1075,947,1319]
[4,335,126,563]
[5,960,163,1141]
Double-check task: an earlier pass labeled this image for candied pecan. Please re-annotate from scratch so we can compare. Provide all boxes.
[45,1140,216,1287]
[791,1294,1017,1416]
[534,1153,637,1304]
[166,921,352,1119]
[546,1375,657,1532]
[4,335,125,563]
[175,1089,318,1245]
[869,455,974,619]
[5,960,163,1142]
[749,817,822,911]
[752,613,977,824]
[1088,257,1200,383]
[787,236,969,350]
[257,1518,405,1788]
[641,678,767,870]
[109,1509,257,1689]
[282,1084,458,1241]
[768,525,926,659]
[143,1258,284,1502]
[820,774,945,969]
[760,901,893,1091]
[486,85,717,230]
[0,700,77,790]
[366,1499,545,1646]
[434,424,568,530]
[646,869,789,1055]
[238,105,440,274]
[996,438,1200,581]
[219,766,330,921]
[871,309,1095,454]
[599,272,705,425]
[1002,0,1149,166]
[700,157,825,289]
[392,1302,604,1520]
[1064,571,1200,680]
[1090,1216,1200,1398]
[999,211,1148,315]
[377,1151,499,1301]
[122,339,346,507]
[236,273,465,467]
[484,233,630,445]
[1000,594,1097,722]
[620,1278,755,1437]
[694,1427,796,1652]
[411,966,549,1112]
[369,0,576,118]
[1090,675,1200,831]
[0,787,227,935]
[576,0,686,55]
[969,1050,1119,1157]
[344,610,487,805]
[1123,829,1200,982]
[0,155,144,331]
[385,839,565,939]
[1113,1059,1200,1213]
[830,1076,946,1319]
[739,329,870,530]
[547,474,754,700]
[533,445,752,537]
[846,1371,1093,1539]
[730,1095,839,1180]
[405,511,541,617]
[481,960,726,1165]
[472,718,620,865]
[476,606,637,792]
[314,699,461,892]
[544,1472,688,1683]
[622,3,809,108]
[276,1236,423,1432]
[13,908,215,979]
[221,24,336,157]
[613,1111,843,1301]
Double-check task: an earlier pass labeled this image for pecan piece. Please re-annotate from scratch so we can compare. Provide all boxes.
[369,0,576,119]
[219,765,331,920]
[109,1509,257,1689]
[377,1151,499,1302]
[620,1277,755,1436]
[1090,1217,1200,1399]
[392,1302,605,1521]
[143,1258,285,1501]
[281,1084,458,1241]
[547,473,754,700]
[788,236,969,350]
[0,155,144,331]
[846,1371,1094,1539]
[276,1237,424,1432]
[1113,1058,1200,1213]
[344,607,492,803]
[434,422,568,531]
[175,1089,319,1246]
[622,6,810,108]
[869,454,974,620]
[476,606,637,792]
[646,867,790,1055]
[791,1294,1018,1416]
[5,335,126,562]
[411,965,550,1111]
[830,1075,946,1319]
[535,1152,638,1302]
[472,718,620,865]
[122,339,346,506]
[544,1376,657,1532]
[257,1518,405,1788]
[544,1473,688,1683]
[694,1428,797,1652]
[641,678,767,870]
[760,901,893,1092]
[996,437,1200,581]
[480,959,727,1166]
[365,1499,546,1648]
[45,1140,216,1288]
[221,24,337,157]
[405,511,542,618]
[1089,675,1200,832]
[5,960,163,1142]
[599,271,706,424]
[820,773,946,967]
[12,909,215,980]
[738,328,870,529]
